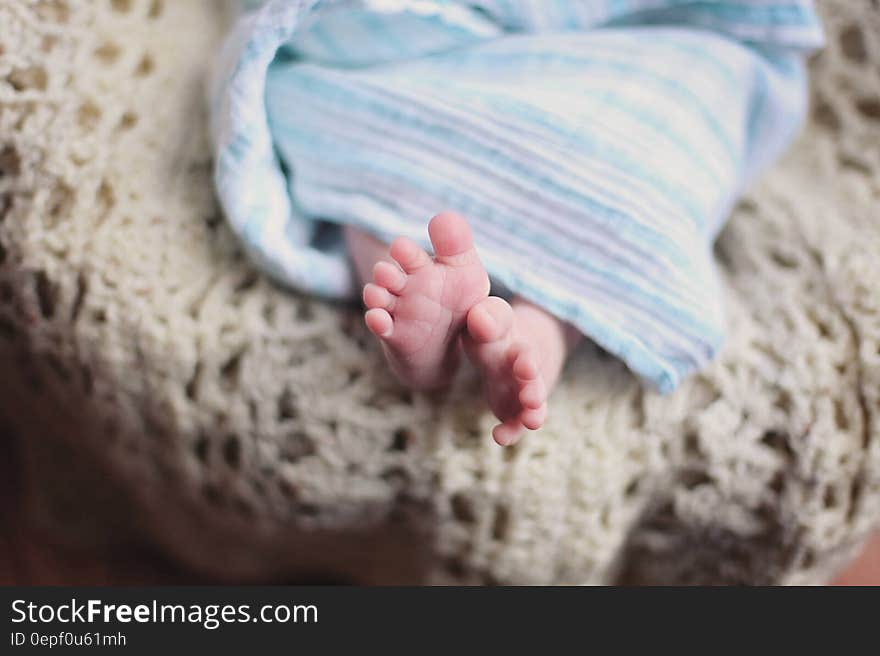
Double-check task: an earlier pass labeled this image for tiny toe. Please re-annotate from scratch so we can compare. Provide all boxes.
[467,297,513,344]
[493,419,524,446]
[506,342,525,368]
[428,212,477,261]
[373,261,406,294]
[363,283,395,310]
[520,405,547,431]
[512,350,539,381]
[365,308,393,338]
[519,380,546,410]
[389,237,431,273]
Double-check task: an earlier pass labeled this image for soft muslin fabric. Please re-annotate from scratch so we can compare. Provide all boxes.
[210,0,823,392]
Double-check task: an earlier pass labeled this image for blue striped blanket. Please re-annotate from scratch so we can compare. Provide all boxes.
[210,0,823,392]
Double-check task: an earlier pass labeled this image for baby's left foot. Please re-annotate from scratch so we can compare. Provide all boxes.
[362,212,490,390]
[463,297,549,446]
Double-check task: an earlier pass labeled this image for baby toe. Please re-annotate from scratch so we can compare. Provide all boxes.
[512,349,539,381]
[519,379,546,410]
[520,405,547,431]
[373,260,407,294]
[389,237,431,273]
[467,297,512,344]
[493,419,525,447]
[428,211,476,261]
[365,308,394,338]
[363,283,395,310]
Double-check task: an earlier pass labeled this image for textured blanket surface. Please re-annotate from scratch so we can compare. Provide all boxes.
[212,0,822,391]
[0,0,878,584]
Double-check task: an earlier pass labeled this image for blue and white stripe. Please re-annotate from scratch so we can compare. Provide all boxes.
[210,0,823,392]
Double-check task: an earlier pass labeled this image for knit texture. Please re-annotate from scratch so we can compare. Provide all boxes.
[0,0,878,584]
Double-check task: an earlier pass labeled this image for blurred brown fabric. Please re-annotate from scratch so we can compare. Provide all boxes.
[2,425,877,586]
[0,427,198,585]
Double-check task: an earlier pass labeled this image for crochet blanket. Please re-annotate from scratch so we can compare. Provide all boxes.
[0,0,878,584]
[212,0,822,391]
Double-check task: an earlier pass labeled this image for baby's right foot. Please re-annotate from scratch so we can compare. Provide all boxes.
[363,212,490,390]
[463,297,550,446]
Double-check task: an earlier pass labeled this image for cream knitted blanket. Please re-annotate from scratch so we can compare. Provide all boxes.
[0,0,878,584]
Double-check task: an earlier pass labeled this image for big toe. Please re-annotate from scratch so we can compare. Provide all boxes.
[428,212,476,261]
[467,297,513,344]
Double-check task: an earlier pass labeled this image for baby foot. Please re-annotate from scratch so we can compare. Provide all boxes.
[463,297,548,446]
[363,212,490,390]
